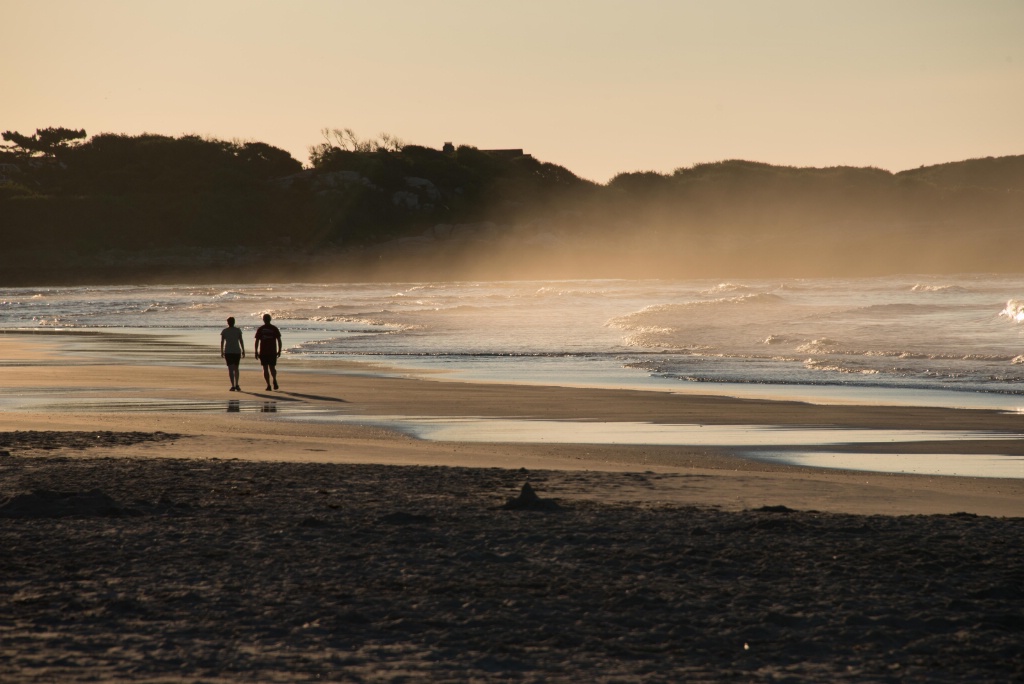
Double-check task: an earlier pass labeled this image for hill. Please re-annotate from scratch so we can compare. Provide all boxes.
[1,129,1021,284]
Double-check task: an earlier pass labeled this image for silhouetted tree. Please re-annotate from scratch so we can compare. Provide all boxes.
[309,128,406,167]
[2,127,87,158]
[2,124,1023,283]
[234,141,302,178]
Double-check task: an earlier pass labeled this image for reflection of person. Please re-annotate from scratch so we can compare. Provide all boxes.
[254,313,282,391]
[220,317,245,391]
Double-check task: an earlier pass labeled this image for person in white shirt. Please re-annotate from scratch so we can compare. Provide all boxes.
[220,317,246,391]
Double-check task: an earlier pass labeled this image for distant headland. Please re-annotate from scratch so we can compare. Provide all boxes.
[2,127,1022,285]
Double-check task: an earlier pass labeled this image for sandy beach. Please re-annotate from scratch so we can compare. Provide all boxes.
[2,333,1023,681]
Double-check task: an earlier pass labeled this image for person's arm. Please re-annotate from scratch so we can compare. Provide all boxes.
[220,335,226,357]
[254,333,260,358]
[277,332,282,357]
[241,336,245,358]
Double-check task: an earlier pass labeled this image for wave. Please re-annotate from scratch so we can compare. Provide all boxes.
[607,293,786,330]
[1000,299,1024,322]
[534,286,602,298]
[911,284,971,294]
[700,282,758,295]
[803,359,881,375]
[843,302,954,317]
[308,315,414,331]
[794,340,1017,363]
[213,290,266,301]
[720,292,784,306]
[278,307,410,326]
[303,315,412,328]
[621,331,710,352]
[794,338,844,354]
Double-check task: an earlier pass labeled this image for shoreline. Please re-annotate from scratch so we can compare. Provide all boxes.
[1,333,1023,517]
[11,325,1024,414]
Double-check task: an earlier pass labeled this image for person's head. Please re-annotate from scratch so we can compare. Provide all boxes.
[263,313,272,324]
[227,317,235,326]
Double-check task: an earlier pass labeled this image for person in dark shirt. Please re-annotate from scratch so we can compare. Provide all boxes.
[254,313,282,391]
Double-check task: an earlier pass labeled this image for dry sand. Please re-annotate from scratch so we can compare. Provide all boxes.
[1,334,1023,681]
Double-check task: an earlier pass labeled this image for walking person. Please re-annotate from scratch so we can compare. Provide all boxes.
[254,313,282,391]
[220,317,245,391]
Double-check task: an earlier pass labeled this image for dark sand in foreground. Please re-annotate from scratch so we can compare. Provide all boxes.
[2,447,1022,683]
[1,334,1023,681]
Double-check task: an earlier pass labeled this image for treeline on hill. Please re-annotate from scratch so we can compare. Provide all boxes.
[1,126,1023,284]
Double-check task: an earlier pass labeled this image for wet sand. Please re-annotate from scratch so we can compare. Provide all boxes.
[2,335,1023,681]
[2,341,1023,516]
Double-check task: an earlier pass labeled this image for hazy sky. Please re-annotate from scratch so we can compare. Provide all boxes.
[4,0,1022,182]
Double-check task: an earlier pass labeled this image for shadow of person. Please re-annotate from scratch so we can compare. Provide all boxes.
[277,392,348,403]
[237,390,299,401]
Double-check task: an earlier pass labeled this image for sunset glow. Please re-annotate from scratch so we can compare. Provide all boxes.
[4,0,1022,181]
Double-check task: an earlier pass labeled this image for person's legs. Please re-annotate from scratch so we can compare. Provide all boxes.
[225,354,241,390]
[260,355,278,390]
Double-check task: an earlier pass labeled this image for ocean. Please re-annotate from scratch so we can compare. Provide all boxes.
[3,274,1024,411]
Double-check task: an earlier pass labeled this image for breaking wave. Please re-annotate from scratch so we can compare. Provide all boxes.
[1000,299,1024,322]
[911,284,971,294]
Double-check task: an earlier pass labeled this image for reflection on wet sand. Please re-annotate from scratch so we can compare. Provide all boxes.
[21,397,317,415]
[282,415,1024,479]
[8,388,1024,479]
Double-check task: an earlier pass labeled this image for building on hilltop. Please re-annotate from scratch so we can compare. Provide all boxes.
[482,148,527,160]
[442,142,530,160]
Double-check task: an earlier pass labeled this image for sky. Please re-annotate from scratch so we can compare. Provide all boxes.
[3,0,1022,183]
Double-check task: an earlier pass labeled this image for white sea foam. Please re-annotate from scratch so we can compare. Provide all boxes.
[795,338,844,354]
[911,283,970,294]
[1000,299,1024,322]
[726,292,785,305]
[762,335,790,345]
[803,359,880,374]
[701,282,756,295]
[4,275,1024,398]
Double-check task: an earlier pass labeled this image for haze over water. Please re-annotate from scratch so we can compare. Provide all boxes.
[5,274,1024,411]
